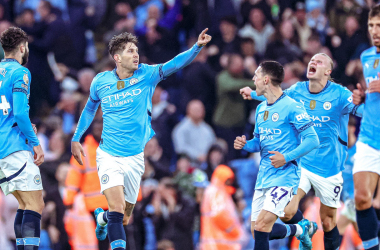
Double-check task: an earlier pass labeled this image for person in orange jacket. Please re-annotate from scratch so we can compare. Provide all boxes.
[200,164,248,250]
[63,119,110,250]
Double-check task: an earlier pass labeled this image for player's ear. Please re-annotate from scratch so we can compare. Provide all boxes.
[113,54,121,63]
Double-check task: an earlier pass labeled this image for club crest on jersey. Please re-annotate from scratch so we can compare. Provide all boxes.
[101,174,109,184]
[117,81,125,90]
[264,111,269,121]
[310,100,316,110]
[130,78,138,85]
[374,59,379,69]
[272,113,279,122]
[23,74,29,84]
[33,175,41,185]
[323,102,332,110]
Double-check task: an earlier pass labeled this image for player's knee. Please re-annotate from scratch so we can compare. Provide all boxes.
[355,189,372,210]
[321,216,335,232]
[254,219,269,232]
[109,203,125,213]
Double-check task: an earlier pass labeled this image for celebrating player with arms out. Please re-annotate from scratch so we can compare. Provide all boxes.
[240,53,364,250]
[352,5,380,250]
[234,61,319,250]
[71,29,211,249]
[0,27,45,250]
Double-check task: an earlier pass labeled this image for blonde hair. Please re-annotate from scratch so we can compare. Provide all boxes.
[315,53,334,82]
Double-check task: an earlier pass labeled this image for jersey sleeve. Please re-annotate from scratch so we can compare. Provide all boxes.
[12,67,31,96]
[11,68,39,146]
[89,74,101,102]
[340,87,362,117]
[289,102,314,133]
[146,43,203,85]
[243,107,261,152]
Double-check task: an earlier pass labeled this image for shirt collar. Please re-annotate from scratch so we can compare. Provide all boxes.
[1,58,20,64]
[267,92,286,106]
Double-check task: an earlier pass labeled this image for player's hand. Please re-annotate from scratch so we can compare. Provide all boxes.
[32,123,37,134]
[197,28,212,47]
[369,74,380,93]
[33,145,44,166]
[234,135,247,150]
[240,87,253,100]
[352,83,365,105]
[268,151,286,168]
[71,141,86,165]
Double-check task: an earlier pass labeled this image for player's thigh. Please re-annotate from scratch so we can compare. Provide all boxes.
[97,148,126,212]
[353,171,378,208]
[103,186,126,213]
[319,202,337,231]
[121,152,144,205]
[0,151,43,194]
[261,186,293,225]
[251,189,266,223]
[254,209,278,232]
[281,188,306,221]
[309,170,343,209]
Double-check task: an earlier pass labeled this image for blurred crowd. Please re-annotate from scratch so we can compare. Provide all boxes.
[0,0,378,249]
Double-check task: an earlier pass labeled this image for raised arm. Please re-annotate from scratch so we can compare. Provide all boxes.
[161,28,211,78]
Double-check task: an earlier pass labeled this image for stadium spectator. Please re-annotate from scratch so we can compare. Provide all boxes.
[328,0,363,36]
[291,2,312,51]
[239,7,275,56]
[265,19,302,64]
[200,144,227,181]
[200,165,247,249]
[240,37,259,76]
[152,177,196,250]
[151,86,178,160]
[213,54,252,160]
[172,100,216,163]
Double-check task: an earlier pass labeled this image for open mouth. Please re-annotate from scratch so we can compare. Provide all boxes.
[133,59,139,64]
[373,36,380,43]
[308,65,316,75]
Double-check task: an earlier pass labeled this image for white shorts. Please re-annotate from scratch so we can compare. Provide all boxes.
[353,141,380,175]
[341,199,356,222]
[0,151,43,196]
[96,148,144,204]
[298,167,343,208]
[251,186,293,221]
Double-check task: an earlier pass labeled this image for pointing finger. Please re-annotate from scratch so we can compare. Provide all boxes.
[200,28,209,37]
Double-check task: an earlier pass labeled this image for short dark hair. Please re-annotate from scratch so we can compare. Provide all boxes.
[259,61,284,86]
[108,32,138,56]
[369,4,380,19]
[0,27,28,53]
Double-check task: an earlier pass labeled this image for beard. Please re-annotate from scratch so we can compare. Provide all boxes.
[21,49,29,65]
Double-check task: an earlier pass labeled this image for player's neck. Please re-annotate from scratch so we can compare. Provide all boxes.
[348,136,357,148]
[116,67,134,79]
[4,54,22,64]
[308,79,327,93]
[264,86,283,105]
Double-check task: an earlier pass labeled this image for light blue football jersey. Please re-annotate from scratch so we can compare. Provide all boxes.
[283,81,359,178]
[342,143,356,201]
[88,64,163,157]
[359,47,380,150]
[254,94,314,192]
[0,59,38,159]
